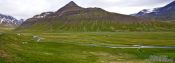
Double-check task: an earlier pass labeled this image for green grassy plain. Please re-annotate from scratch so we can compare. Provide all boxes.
[0,27,14,33]
[0,32,175,63]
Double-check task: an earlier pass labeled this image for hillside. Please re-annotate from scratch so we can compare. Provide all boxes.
[17,1,156,32]
[0,13,24,32]
[16,1,175,32]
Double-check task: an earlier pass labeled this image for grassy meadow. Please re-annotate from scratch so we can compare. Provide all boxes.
[0,32,175,63]
[0,26,14,33]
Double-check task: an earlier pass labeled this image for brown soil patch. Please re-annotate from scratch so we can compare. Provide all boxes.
[0,50,9,58]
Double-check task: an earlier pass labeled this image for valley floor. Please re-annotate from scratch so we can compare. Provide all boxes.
[0,32,175,63]
[0,27,14,32]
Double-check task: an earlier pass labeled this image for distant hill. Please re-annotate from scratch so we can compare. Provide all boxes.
[0,13,24,32]
[17,1,175,32]
[133,1,175,21]
[0,13,24,27]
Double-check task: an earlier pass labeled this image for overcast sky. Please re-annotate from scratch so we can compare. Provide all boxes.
[0,0,174,19]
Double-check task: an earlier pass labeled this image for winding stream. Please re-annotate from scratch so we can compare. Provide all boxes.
[85,43,175,49]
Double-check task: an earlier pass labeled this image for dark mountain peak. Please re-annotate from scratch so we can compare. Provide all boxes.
[60,1,81,10]
[159,1,175,11]
[133,0,175,21]
[55,1,83,16]
[66,1,78,7]
[166,1,175,7]
[158,1,175,10]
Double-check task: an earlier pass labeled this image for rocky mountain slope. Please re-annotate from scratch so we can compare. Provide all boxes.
[133,1,175,21]
[0,13,24,27]
[17,1,175,32]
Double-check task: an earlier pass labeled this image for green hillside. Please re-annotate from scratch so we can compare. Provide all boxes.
[16,1,175,32]
[17,18,175,32]
[16,1,162,32]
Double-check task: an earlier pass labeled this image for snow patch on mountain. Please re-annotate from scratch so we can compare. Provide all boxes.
[33,12,54,18]
[132,1,175,20]
[0,13,24,26]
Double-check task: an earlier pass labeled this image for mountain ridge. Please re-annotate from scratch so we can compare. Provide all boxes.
[0,13,24,27]
[133,1,175,21]
[17,1,175,32]
[55,1,83,17]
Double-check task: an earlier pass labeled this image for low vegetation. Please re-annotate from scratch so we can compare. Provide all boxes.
[17,20,175,32]
[0,26,15,32]
[0,32,175,63]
